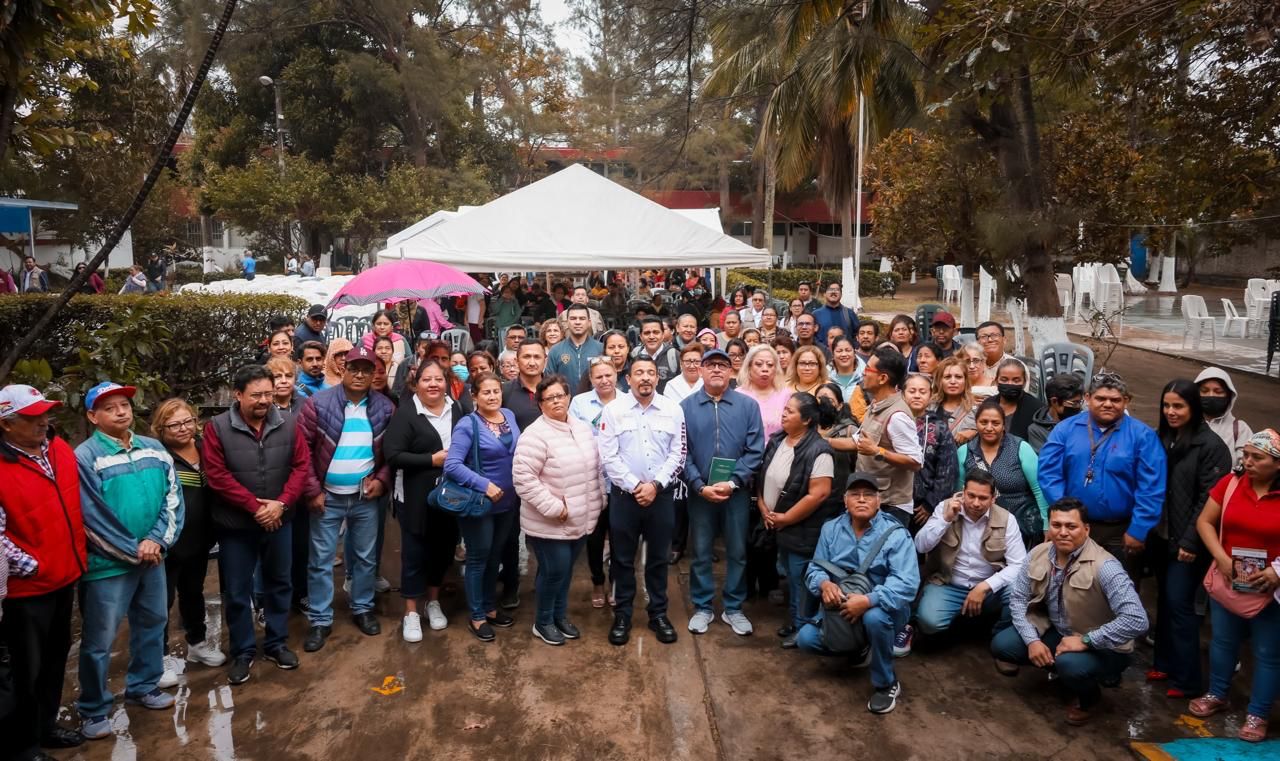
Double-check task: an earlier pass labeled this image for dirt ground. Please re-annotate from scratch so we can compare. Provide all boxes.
[46,311,1278,761]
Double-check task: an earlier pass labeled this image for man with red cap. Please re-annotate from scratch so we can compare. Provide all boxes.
[0,385,88,760]
[928,311,959,358]
[74,381,184,741]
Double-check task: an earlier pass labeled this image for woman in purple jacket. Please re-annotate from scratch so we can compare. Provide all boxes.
[444,371,521,642]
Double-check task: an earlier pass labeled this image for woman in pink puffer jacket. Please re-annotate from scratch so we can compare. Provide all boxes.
[512,374,606,646]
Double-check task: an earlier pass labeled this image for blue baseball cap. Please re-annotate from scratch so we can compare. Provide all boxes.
[85,381,136,411]
[701,349,732,365]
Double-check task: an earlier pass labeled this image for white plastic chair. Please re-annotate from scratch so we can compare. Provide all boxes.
[1180,295,1215,350]
[941,265,963,304]
[1245,279,1271,337]
[1055,274,1073,320]
[1220,299,1248,338]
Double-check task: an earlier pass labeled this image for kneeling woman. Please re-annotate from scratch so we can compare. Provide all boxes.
[384,360,463,642]
[512,375,606,645]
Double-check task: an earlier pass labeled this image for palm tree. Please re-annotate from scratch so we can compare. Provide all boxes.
[707,0,920,295]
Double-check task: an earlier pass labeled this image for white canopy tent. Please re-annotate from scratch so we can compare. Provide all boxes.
[376,164,769,271]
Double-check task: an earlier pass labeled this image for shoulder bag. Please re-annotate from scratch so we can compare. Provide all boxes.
[1202,475,1272,619]
[809,523,904,653]
[428,415,493,518]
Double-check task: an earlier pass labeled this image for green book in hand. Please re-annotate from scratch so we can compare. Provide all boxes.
[708,457,736,485]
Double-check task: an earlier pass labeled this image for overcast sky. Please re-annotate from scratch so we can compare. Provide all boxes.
[541,0,591,58]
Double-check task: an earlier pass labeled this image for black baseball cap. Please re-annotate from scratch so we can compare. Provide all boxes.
[306,304,327,319]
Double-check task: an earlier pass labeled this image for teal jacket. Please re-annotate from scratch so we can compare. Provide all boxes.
[75,429,184,581]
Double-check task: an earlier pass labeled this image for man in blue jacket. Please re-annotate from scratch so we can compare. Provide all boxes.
[547,304,602,387]
[680,349,765,637]
[1037,372,1166,579]
[797,471,919,715]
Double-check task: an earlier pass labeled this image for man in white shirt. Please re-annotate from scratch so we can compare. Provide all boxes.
[598,357,686,647]
[739,290,767,329]
[556,285,606,335]
[908,470,1027,649]
[465,285,486,343]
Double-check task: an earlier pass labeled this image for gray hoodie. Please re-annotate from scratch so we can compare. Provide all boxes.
[1194,367,1253,468]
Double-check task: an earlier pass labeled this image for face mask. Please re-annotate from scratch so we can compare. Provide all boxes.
[1059,404,1083,419]
[1200,395,1229,418]
[452,365,470,382]
[997,383,1023,401]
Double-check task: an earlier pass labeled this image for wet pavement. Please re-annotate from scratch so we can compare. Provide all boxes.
[52,534,1271,761]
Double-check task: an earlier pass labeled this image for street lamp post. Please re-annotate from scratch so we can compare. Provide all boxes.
[259,75,290,255]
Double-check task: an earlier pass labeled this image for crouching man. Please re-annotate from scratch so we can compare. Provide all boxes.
[909,470,1026,644]
[990,498,1148,726]
[796,472,918,715]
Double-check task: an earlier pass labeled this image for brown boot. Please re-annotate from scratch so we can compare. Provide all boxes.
[1065,701,1091,726]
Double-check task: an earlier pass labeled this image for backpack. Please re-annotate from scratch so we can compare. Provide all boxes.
[809,523,904,654]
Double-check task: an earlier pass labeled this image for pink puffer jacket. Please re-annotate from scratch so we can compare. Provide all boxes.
[512,415,605,540]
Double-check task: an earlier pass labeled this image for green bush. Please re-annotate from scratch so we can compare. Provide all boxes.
[727,267,901,301]
[0,293,308,416]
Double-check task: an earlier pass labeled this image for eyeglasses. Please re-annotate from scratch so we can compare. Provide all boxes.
[963,358,983,366]
[163,418,197,432]
[588,356,613,366]
[977,333,1003,342]
[347,367,374,377]
[540,393,569,403]
[705,362,732,370]
[846,490,877,500]
[796,360,821,367]
[681,358,702,366]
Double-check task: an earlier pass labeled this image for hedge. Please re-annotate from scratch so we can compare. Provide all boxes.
[726,267,901,302]
[0,293,308,419]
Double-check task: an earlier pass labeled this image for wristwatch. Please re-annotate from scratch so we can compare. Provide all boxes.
[1081,633,1094,649]
[874,447,886,462]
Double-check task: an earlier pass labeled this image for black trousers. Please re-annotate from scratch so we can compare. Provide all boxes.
[609,487,674,620]
[498,502,521,594]
[672,494,689,553]
[291,508,310,603]
[165,551,209,645]
[399,507,460,598]
[587,505,612,586]
[0,583,76,759]
[744,505,779,597]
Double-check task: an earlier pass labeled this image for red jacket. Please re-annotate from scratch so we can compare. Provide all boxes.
[0,437,87,597]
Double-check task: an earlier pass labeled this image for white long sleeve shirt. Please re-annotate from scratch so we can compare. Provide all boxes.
[598,392,686,492]
[914,500,1027,593]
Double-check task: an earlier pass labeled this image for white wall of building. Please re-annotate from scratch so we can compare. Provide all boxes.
[6,230,135,276]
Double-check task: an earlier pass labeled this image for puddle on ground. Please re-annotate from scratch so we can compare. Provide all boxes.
[208,684,236,761]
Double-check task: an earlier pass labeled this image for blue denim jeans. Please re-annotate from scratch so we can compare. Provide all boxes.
[528,536,585,627]
[990,625,1130,709]
[77,564,168,718]
[796,604,909,689]
[688,491,749,614]
[346,494,388,581]
[1208,599,1280,716]
[915,584,1010,636]
[458,510,518,622]
[308,492,379,626]
[1153,554,1211,693]
[779,549,816,628]
[218,526,292,658]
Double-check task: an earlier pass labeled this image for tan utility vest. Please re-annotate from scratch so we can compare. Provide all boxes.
[927,498,1012,586]
[855,392,915,506]
[1025,538,1134,653]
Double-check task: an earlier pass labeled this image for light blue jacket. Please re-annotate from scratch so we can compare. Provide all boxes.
[805,510,919,616]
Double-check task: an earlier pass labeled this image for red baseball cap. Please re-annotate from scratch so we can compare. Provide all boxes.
[345,345,385,372]
[931,312,957,328]
[0,385,62,418]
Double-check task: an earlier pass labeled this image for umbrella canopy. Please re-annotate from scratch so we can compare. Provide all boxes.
[326,260,486,308]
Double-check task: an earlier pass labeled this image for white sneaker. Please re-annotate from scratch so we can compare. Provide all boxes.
[425,600,447,631]
[722,610,754,636]
[342,578,352,595]
[186,640,227,667]
[402,613,423,643]
[374,576,391,593]
[157,669,180,689]
[688,610,714,634]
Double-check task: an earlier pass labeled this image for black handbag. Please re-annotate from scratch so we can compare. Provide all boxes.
[809,523,903,654]
[428,415,493,518]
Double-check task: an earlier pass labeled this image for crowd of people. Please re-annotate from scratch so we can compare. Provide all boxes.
[0,269,1277,761]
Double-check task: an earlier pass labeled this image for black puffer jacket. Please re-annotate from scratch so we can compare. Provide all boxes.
[1160,424,1231,555]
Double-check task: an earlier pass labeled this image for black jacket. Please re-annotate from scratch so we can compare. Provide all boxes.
[383,398,464,535]
[1026,406,1058,453]
[1161,425,1231,555]
[762,427,846,556]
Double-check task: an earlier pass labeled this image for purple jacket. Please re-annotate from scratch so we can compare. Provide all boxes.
[296,385,395,499]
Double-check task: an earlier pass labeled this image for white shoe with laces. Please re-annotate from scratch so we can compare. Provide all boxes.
[186,640,227,667]
[402,613,423,643]
[157,669,180,689]
[425,600,448,631]
[374,576,391,593]
[688,610,714,634]
[722,610,754,636]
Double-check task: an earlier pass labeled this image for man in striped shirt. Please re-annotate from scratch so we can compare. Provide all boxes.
[296,346,395,652]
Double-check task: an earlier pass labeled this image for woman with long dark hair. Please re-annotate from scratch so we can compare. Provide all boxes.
[1146,379,1231,697]
[758,393,843,647]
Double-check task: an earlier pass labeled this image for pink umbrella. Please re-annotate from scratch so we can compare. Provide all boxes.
[326,260,486,308]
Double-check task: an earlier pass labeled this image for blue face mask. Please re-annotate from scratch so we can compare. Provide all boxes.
[452,364,470,382]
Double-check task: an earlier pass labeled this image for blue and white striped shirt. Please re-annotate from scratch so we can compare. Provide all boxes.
[325,397,375,495]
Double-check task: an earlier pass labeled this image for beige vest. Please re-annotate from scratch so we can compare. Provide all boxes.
[927,498,1012,586]
[1024,538,1134,653]
[855,392,915,506]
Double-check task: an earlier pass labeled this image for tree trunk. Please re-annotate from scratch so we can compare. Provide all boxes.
[0,69,19,168]
[718,157,730,231]
[762,140,777,255]
[0,0,241,383]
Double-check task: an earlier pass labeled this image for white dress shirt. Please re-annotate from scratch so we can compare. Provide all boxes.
[598,391,686,492]
[914,500,1028,592]
[662,374,703,403]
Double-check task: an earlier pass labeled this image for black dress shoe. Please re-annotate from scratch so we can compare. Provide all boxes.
[468,621,496,642]
[667,550,682,564]
[353,613,381,636]
[554,619,580,639]
[777,624,797,638]
[303,625,332,652]
[40,726,85,749]
[648,615,677,644]
[21,751,57,761]
[608,614,631,646]
[264,646,300,670]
